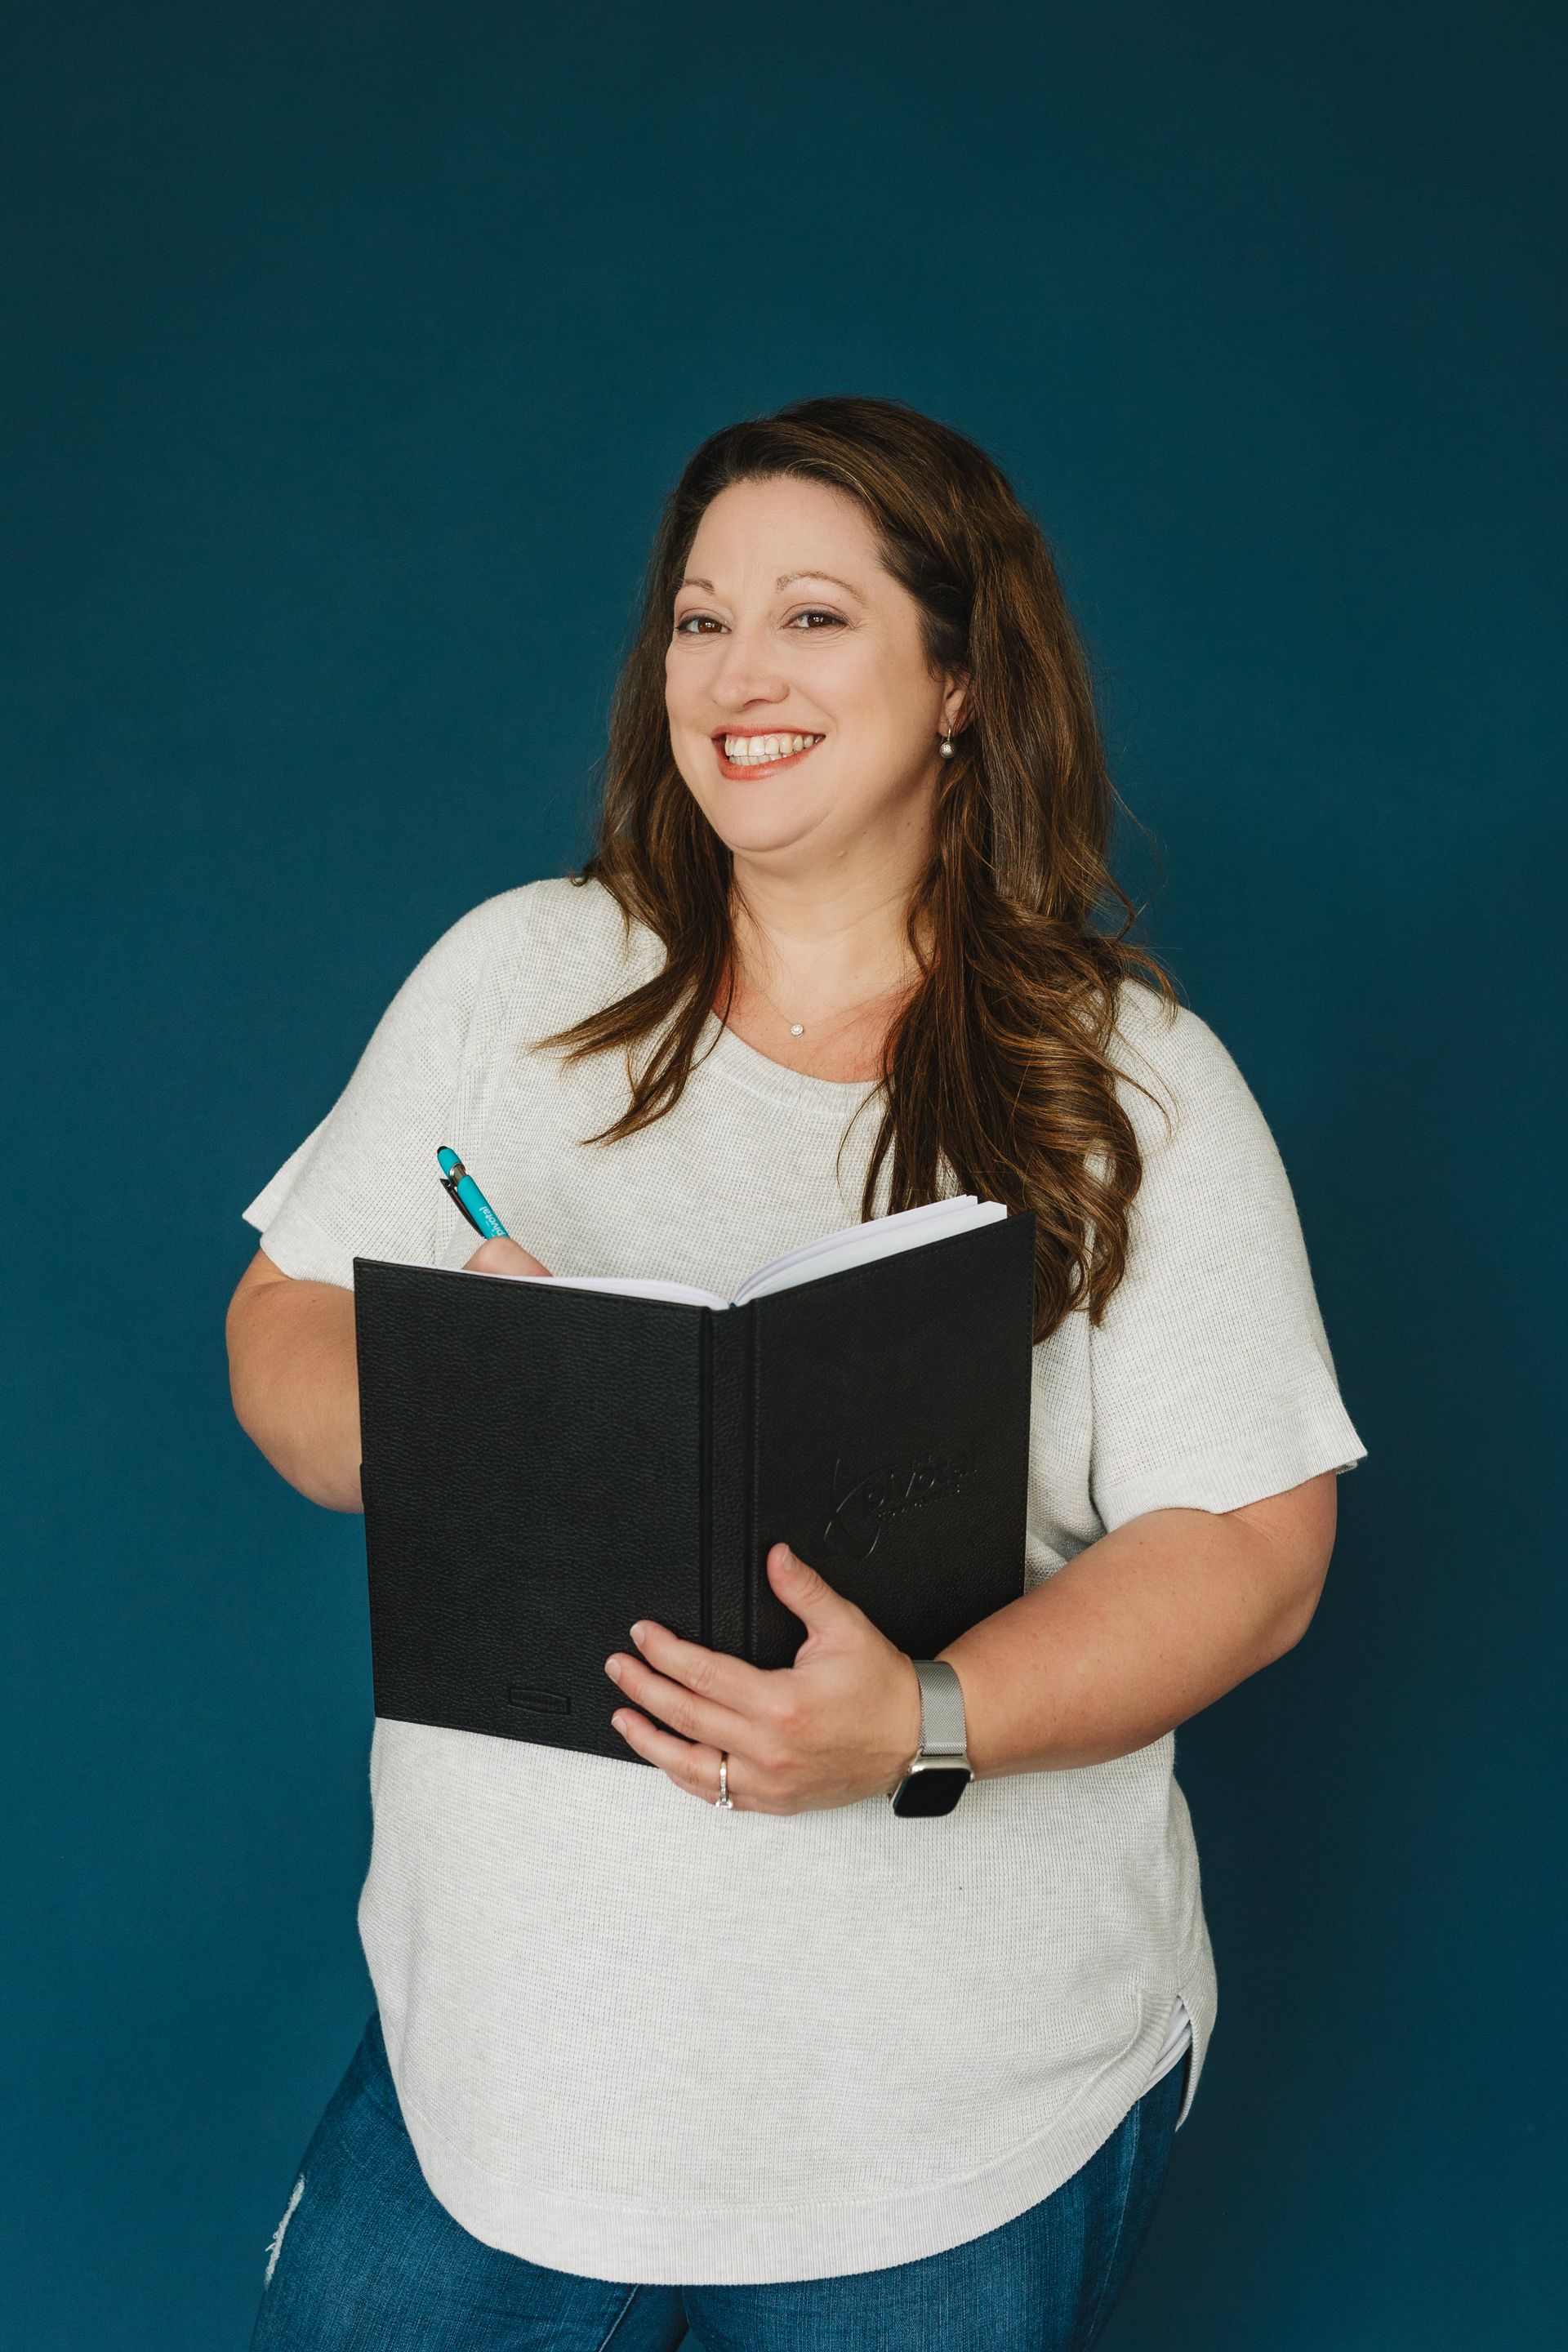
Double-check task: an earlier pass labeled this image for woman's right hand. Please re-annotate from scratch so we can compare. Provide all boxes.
[462,1238,551,1279]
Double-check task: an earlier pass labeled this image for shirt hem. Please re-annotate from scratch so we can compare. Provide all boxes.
[385,1960,1214,2286]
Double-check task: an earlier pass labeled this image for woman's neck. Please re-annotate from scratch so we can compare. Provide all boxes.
[735,874,917,994]
[724,857,927,1082]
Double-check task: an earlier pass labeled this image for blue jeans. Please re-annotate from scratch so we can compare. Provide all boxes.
[251,2013,1188,2351]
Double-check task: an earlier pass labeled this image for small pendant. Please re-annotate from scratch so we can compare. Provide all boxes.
[790,1023,804,1036]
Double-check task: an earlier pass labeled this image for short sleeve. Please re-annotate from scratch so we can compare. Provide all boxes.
[240,893,525,1289]
[1088,988,1367,1530]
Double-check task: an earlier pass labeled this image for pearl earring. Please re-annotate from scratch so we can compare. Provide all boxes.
[939,724,956,759]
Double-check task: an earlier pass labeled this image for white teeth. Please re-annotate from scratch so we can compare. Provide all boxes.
[722,732,820,764]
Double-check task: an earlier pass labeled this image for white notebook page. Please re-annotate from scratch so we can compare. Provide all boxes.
[467,1196,1006,1310]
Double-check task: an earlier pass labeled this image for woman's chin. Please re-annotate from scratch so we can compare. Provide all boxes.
[694,794,826,862]
[710,817,827,865]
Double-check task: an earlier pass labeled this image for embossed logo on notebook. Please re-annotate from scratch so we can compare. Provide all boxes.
[821,1446,978,1564]
[508,1684,572,1714]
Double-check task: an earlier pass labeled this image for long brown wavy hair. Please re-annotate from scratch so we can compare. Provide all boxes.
[542,396,1178,1343]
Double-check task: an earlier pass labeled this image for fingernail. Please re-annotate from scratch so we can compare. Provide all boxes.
[605,1658,622,1681]
[630,1623,648,1643]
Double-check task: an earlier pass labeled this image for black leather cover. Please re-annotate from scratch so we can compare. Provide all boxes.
[353,1210,1036,1763]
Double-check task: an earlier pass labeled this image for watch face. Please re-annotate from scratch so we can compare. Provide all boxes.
[891,1766,971,1817]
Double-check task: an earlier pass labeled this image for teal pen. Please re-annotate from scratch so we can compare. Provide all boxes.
[435,1146,511,1241]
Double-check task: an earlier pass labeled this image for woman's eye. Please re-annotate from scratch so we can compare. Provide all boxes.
[787,608,845,631]
[674,613,724,636]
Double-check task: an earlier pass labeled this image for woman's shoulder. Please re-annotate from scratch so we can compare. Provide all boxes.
[416,873,657,1013]
[1107,977,1264,1152]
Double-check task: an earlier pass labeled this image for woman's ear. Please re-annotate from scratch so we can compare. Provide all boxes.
[942,675,971,737]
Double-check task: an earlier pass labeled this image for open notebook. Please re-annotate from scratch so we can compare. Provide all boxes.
[352,1196,1036,1762]
[480,1195,1007,1309]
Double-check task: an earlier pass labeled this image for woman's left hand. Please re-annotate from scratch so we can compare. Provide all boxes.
[604,1544,925,1813]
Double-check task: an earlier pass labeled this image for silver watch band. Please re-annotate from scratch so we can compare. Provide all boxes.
[911,1659,968,1759]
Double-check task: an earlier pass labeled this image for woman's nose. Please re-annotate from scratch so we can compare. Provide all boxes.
[707,626,790,710]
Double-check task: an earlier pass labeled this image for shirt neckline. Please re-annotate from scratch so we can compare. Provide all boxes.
[601,885,889,1117]
[698,1014,887,1116]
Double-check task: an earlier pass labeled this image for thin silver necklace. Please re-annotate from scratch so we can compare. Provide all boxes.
[743,960,912,1039]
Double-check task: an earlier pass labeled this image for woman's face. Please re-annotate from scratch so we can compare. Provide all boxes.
[665,475,960,874]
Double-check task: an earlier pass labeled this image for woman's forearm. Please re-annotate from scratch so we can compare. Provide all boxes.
[938,1479,1335,1777]
[225,1256,364,1512]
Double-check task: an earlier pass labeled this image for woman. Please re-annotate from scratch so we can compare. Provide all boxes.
[228,396,1365,2350]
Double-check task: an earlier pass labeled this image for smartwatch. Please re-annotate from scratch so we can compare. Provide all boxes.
[889,1659,973,1816]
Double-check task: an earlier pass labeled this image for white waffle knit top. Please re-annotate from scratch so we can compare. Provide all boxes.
[241,875,1365,2284]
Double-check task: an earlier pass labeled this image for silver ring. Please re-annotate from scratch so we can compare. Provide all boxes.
[714,1751,734,1809]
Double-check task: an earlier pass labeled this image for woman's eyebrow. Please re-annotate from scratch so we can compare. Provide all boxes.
[675,571,867,604]
[776,571,867,605]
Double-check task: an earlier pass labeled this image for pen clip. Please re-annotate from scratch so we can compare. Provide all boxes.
[438,1160,488,1238]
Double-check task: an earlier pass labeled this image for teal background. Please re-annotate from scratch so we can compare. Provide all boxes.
[3,3,1562,2344]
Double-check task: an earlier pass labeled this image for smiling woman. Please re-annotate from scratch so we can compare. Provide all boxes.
[664,473,963,1056]
[547,401,1179,1343]
[670,486,951,817]
[229,396,1365,2351]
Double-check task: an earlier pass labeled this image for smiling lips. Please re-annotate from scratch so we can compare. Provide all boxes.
[714,730,824,775]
